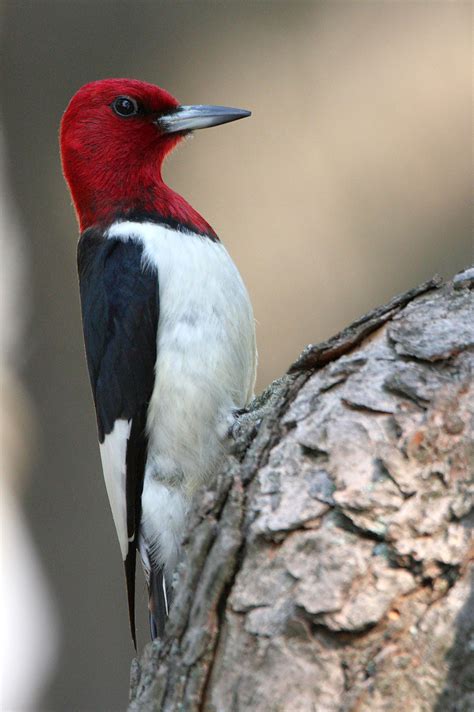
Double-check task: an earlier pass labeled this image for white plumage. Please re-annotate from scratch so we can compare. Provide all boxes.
[99,418,131,560]
[102,221,257,581]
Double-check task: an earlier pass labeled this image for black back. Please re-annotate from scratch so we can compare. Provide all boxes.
[77,228,159,647]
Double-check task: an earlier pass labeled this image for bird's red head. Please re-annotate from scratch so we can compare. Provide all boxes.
[60,78,250,235]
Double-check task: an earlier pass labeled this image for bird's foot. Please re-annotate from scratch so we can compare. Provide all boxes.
[228,406,264,455]
[227,377,293,456]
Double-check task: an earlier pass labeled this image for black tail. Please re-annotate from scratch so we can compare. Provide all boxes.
[124,409,148,650]
[148,567,170,639]
[124,548,138,650]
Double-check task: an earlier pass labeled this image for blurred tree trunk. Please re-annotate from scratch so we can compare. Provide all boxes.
[129,270,473,712]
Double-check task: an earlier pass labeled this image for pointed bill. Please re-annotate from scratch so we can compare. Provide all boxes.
[157,104,251,133]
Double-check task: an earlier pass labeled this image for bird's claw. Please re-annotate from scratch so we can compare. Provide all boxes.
[228,407,264,455]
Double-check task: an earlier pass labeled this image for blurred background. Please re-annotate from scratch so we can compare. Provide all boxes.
[0,1,471,710]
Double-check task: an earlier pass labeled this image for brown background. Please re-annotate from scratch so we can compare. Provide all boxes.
[1,1,471,710]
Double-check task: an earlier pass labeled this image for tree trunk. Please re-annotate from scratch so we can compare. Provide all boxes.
[129,269,474,712]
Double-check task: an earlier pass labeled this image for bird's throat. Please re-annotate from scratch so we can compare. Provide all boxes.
[70,166,216,239]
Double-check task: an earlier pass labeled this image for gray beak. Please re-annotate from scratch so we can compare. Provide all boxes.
[157,104,251,133]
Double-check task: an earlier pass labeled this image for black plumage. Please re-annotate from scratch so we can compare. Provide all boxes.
[77,230,158,441]
[77,229,159,647]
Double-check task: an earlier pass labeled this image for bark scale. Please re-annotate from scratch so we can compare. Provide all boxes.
[129,269,474,712]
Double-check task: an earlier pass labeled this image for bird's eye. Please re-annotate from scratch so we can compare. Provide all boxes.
[112,96,139,118]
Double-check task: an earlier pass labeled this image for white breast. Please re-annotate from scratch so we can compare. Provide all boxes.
[107,220,257,573]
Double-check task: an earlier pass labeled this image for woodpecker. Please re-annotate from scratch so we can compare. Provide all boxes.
[60,79,256,646]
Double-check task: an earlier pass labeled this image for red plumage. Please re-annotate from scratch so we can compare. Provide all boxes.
[60,78,215,236]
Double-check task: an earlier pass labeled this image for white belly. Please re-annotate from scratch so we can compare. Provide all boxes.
[107,220,256,574]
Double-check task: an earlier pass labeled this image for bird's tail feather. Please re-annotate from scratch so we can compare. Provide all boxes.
[124,547,138,650]
[148,567,170,639]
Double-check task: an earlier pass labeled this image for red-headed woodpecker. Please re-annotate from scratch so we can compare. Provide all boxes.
[60,79,256,647]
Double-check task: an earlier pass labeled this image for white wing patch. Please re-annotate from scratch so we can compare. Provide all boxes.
[99,418,131,560]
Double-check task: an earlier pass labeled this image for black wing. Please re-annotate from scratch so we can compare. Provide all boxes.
[77,228,158,648]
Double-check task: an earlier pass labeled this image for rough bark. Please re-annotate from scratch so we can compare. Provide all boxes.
[129,269,474,712]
